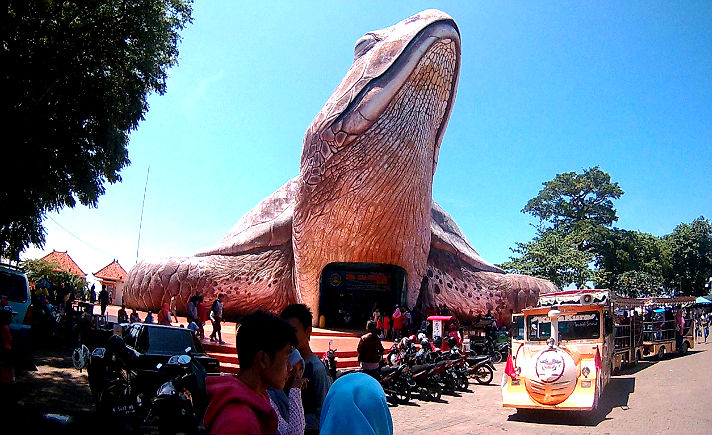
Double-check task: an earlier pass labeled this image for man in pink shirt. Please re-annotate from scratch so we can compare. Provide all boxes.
[204,311,297,435]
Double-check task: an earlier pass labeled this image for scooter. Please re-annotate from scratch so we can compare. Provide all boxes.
[466,352,496,385]
[145,352,207,435]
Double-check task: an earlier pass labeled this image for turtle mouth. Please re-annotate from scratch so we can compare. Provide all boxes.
[330,20,461,150]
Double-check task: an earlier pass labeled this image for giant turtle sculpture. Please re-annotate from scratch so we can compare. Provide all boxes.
[123,9,556,326]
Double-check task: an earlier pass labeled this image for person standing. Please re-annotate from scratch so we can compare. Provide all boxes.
[357,321,384,379]
[210,294,225,344]
[392,306,403,341]
[98,285,109,317]
[158,302,172,326]
[198,296,208,340]
[280,304,332,435]
[383,313,391,341]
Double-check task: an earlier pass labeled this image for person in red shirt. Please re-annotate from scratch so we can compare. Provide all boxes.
[392,306,403,341]
[383,315,391,341]
[197,296,208,340]
[157,302,172,326]
[204,311,297,435]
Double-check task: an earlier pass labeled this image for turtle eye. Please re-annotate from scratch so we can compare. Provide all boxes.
[354,34,377,59]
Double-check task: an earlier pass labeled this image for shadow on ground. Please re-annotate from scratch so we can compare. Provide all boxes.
[507,377,635,427]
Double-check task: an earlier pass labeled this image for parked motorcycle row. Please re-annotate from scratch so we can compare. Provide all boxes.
[322,336,499,405]
[80,334,207,434]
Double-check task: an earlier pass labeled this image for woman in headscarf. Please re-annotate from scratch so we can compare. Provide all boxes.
[320,373,393,435]
[268,348,306,435]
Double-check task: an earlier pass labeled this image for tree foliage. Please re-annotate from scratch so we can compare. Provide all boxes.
[664,217,712,296]
[0,0,193,260]
[506,168,711,298]
[593,228,670,294]
[22,258,87,295]
[500,229,596,289]
[523,166,624,231]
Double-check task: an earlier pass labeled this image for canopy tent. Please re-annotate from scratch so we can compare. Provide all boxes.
[695,296,712,305]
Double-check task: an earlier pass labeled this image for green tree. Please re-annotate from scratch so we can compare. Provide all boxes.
[22,258,87,297]
[500,229,596,289]
[664,217,712,296]
[0,0,193,260]
[611,270,665,298]
[523,166,624,231]
[593,228,670,294]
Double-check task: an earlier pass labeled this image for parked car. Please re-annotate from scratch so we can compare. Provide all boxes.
[0,263,32,366]
[121,323,220,377]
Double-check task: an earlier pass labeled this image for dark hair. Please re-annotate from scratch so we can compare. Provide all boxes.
[280,304,313,330]
[366,320,377,332]
[237,311,297,369]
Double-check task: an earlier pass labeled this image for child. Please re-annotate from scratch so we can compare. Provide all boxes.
[204,311,297,435]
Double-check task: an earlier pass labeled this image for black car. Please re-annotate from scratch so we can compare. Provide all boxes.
[121,323,220,376]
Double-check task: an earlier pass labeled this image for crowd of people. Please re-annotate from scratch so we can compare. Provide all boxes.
[204,303,393,435]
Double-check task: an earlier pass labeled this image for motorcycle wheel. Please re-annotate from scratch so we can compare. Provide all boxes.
[394,384,412,404]
[457,374,469,391]
[428,383,442,401]
[474,365,494,385]
[491,351,503,364]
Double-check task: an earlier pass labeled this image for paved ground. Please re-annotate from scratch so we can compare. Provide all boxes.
[390,342,712,435]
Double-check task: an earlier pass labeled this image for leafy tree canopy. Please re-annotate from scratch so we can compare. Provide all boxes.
[664,217,712,296]
[0,0,193,260]
[500,228,596,289]
[523,166,624,231]
[22,258,87,295]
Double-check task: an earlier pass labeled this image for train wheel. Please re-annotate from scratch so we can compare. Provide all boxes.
[680,341,689,355]
[657,346,666,360]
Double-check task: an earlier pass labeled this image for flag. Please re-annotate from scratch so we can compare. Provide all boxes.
[594,347,602,372]
[505,354,517,379]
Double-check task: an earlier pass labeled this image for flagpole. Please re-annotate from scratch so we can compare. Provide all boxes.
[136,166,150,264]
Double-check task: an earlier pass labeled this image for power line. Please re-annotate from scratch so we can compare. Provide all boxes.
[47,215,116,259]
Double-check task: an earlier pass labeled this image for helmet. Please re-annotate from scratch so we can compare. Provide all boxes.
[420,338,430,348]
[417,332,426,341]
[447,336,458,348]
[433,336,443,347]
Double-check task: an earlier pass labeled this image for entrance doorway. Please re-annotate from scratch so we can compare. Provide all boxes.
[319,262,407,329]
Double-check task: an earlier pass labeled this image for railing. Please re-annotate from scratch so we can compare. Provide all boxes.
[643,319,677,342]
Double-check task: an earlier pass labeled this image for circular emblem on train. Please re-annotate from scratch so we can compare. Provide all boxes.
[329,273,342,287]
[535,348,566,383]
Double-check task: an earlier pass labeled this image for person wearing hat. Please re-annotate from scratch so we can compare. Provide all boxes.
[268,348,307,435]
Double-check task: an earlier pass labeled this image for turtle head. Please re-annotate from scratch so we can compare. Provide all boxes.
[301,9,461,186]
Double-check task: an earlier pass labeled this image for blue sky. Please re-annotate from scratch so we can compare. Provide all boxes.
[24,1,712,283]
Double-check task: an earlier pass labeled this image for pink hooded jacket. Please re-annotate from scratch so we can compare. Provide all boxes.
[204,375,278,435]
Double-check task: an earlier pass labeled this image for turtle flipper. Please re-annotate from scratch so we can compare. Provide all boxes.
[123,243,298,319]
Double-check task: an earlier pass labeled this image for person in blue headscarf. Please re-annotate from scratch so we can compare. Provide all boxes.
[319,372,393,435]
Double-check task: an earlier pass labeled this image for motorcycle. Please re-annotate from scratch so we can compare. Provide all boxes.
[469,337,503,363]
[87,335,146,429]
[378,364,413,404]
[144,352,207,435]
[409,362,442,401]
[321,340,338,381]
[466,352,496,385]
